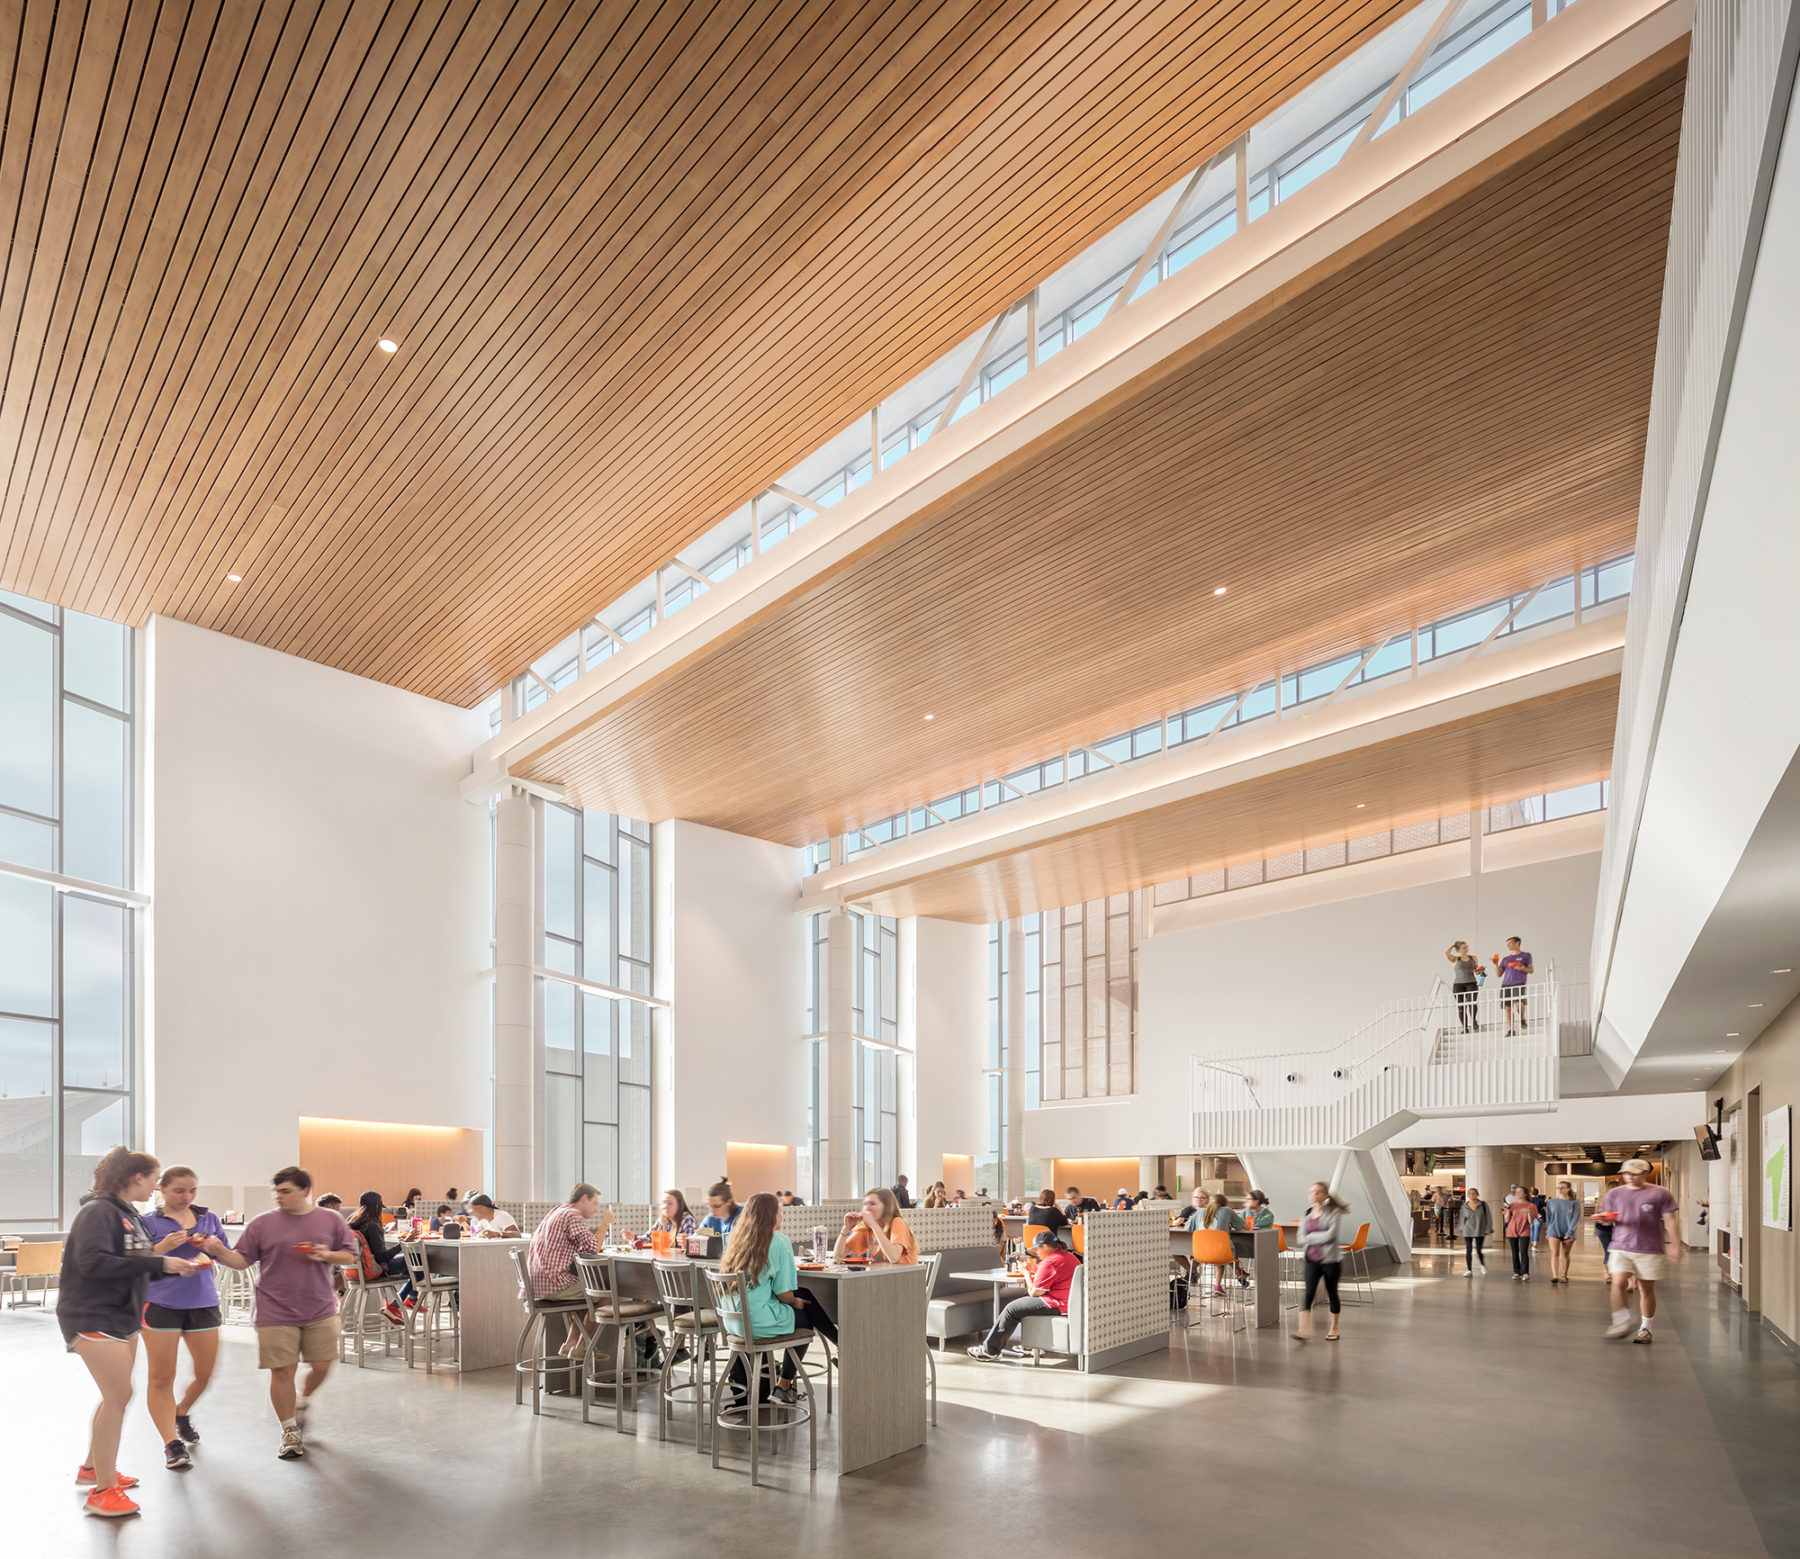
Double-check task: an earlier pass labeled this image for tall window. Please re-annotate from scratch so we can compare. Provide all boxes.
[805,909,901,1197]
[541,803,652,1202]
[0,592,136,1226]
[984,918,1043,1199]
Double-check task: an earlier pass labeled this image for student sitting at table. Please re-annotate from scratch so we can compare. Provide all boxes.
[429,1203,459,1233]
[526,1184,614,1357]
[316,1193,343,1213]
[967,1230,1078,1361]
[835,1188,918,1264]
[718,1192,836,1408]
[922,1181,950,1209]
[466,1194,518,1237]
[1243,1190,1275,1229]
[651,1189,697,1239]
[1181,1189,1210,1232]
[700,1180,742,1236]
[1112,1188,1134,1209]
[1024,1187,1070,1236]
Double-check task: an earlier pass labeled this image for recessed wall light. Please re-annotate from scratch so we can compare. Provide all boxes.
[377,338,398,353]
[226,573,242,582]
[1213,586,1228,596]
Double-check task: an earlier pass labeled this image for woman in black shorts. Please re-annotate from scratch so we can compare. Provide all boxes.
[59,1147,196,1518]
[141,1165,228,1471]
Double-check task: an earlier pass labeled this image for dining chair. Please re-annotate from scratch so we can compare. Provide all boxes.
[703,1268,816,1488]
[573,1252,661,1435]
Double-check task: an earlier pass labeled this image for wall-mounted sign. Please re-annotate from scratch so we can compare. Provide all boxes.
[1764,1105,1791,1231]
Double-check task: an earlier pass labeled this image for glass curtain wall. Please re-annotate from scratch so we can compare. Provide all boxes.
[0,591,135,1227]
[805,908,900,1198]
[540,803,652,1202]
[983,919,1043,1199]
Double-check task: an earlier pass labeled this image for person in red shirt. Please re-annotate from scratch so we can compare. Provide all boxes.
[967,1230,1078,1361]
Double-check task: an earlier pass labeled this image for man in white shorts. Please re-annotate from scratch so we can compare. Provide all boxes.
[1598,1159,1681,1344]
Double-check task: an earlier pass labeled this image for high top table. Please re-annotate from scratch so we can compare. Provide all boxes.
[606,1250,929,1474]
[1169,1226,1280,1328]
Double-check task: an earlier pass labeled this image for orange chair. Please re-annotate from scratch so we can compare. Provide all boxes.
[1338,1222,1374,1305]
[1188,1230,1244,1332]
[1070,1224,1084,1256]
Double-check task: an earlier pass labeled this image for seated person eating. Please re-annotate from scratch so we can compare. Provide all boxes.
[834,1188,918,1265]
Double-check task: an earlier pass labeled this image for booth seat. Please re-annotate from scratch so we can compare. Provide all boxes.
[1017,1264,1084,1362]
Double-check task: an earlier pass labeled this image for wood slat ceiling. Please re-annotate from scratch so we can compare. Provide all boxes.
[0,0,1424,703]
[519,61,1684,843]
[864,675,1621,923]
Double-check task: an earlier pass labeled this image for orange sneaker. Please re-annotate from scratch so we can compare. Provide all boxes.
[83,1485,141,1518]
[75,1467,139,1488]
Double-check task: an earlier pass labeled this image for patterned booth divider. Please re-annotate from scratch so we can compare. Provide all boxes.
[1071,1207,1170,1370]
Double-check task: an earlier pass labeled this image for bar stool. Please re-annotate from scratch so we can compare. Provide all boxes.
[573,1252,661,1434]
[400,1243,460,1372]
[508,1246,587,1414]
[339,1257,405,1367]
[703,1269,816,1488]
[652,1257,722,1451]
[1189,1230,1245,1333]
[1338,1223,1374,1305]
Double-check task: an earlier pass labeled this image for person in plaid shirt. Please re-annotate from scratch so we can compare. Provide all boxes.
[526,1184,613,1357]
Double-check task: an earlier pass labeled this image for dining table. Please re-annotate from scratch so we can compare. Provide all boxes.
[603,1247,929,1474]
[1171,1225,1281,1328]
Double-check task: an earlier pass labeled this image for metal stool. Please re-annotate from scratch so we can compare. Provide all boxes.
[1338,1223,1375,1305]
[339,1257,405,1366]
[508,1246,587,1414]
[400,1243,460,1372]
[574,1252,662,1434]
[704,1269,816,1488]
[1188,1230,1245,1334]
[652,1258,723,1451]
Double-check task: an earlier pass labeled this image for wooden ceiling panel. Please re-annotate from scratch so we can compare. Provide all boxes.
[519,64,1683,842]
[0,0,1425,701]
[871,675,1621,923]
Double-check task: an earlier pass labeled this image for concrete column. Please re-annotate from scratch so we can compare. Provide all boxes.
[1139,1155,1161,1195]
[1465,1146,1508,1204]
[1005,922,1027,1201]
[826,907,855,1198]
[494,791,537,1200]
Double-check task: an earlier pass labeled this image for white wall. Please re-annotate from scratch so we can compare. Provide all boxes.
[1024,844,1604,1159]
[145,617,490,1207]
[654,820,806,1195]
[907,916,987,1187]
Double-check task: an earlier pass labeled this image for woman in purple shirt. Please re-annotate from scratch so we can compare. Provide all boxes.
[140,1166,227,1471]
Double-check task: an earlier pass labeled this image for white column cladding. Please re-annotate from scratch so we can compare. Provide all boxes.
[494,790,537,1200]
[1005,922,1026,1200]
[826,906,855,1198]
[898,917,918,1185]
[1465,1146,1509,1206]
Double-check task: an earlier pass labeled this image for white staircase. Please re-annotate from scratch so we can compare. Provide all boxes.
[1189,979,1563,1154]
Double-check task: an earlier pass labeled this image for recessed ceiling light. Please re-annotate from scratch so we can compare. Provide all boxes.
[1749,1003,1764,1009]
[1726,1032,1740,1038]
[1213,586,1228,596]
[377,338,398,353]
[1715,1049,1728,1054]
[923,713,934,721]
[226,573,242,582]
[1355,803,1366,808]
[1775,969,1793,975]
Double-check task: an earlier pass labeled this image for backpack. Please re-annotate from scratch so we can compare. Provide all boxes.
[1168,1268,1190,1309]
[350,1227,383,1283]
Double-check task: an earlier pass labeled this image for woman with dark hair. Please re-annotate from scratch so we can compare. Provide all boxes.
[141,1165,228,1469]
[60,1147,198,1518]
[718,1192,835,1407]
[1023,1186,1070,1237]
[1292,1182,1347,1343]
[400,1188,423,1216]
[650,1188,697,1239]
[345,1190,412,1323]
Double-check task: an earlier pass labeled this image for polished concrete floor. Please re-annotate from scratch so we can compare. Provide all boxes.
[4,1242,1794,1558]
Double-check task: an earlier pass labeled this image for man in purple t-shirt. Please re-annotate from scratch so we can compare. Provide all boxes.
[1494,937,1533,1034]
[204,1165,355,1460]
[1597,1159,1681,1344]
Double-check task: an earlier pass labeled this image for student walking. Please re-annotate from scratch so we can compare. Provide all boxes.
[1493,937,1533,1034]
[140,1166,229,1470]
[1292,1183,1347,1342]
[1599,1159,1681,1344]
[204,1165,356,1460]
[1544,1180,1581,1283]
[1504,1194,1535,1280]
[59,1148,198,1518]
[1459,1187,1493,1275]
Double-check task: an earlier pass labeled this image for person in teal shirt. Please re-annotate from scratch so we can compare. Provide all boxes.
[1243,1190,1275,1229]
[717,1193,835,1407]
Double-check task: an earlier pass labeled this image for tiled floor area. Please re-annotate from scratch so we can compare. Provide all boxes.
[4,1242,1794,1558]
